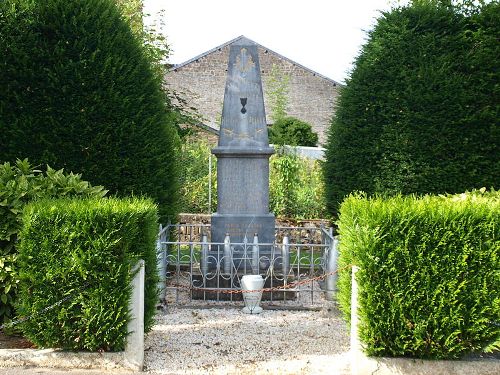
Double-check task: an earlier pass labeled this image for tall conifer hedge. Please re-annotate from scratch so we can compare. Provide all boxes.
[324,1,499,214]
[0,0,179,221]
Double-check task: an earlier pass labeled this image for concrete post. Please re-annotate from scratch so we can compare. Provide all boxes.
[156,224,166,302]
[125,259,144,371]
[351,265,361,375]
[325,236,339,301]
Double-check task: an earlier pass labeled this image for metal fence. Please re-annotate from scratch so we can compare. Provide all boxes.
[156,223,339,308]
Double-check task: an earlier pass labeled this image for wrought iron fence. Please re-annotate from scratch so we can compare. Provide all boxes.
[156,224,338,307]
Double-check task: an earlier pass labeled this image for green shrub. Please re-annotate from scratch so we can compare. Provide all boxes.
[269,151,300,217]
[324,1,499,215]
[0,0,180,222]
[266,63,290,123]
[17,197,158,351]
[294,157,327,219]
[269,117,318,147]
[337,190,499,359]
[0,159,106,326]
[269,149,327,219]
[178,139,217,214]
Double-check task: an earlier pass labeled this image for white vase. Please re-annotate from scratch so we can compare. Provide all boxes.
[241,275,265,314]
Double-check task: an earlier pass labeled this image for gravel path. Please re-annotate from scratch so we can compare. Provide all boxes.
[144,304,351,375]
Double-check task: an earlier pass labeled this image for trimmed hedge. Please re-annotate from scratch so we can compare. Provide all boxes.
[0,159,107,326]
[337,191,499,359]
[324,1,499,215]
[17,198,158,351]
[0,0,180,222]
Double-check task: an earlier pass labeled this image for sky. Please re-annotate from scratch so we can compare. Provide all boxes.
[143,0,407,83]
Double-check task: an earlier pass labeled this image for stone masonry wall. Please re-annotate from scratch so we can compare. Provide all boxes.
[165,43,340,145]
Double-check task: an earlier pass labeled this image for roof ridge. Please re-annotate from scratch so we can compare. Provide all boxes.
[169,35,341,85]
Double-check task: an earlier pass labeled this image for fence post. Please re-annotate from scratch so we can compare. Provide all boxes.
[201,233,209,275]
[223,233,232,275]
[156,224,166,302]
[325,236,339,301]
[125,259,144,371]
[252,233,260,274]
[282,233,290,276]
[208,154,212,215]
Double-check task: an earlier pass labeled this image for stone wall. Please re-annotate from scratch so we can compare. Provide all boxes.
[165,40,341,145]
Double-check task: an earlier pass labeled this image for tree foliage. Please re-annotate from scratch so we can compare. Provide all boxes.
[266,64,290,123]
[0,0,180,221]
[269,117,318,147]
[324,0,499,214]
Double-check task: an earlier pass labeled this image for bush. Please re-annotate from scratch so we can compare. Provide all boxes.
[0,0,180,222]
[269,150,327,219]
[337,190,499,359]
[0,159,106,326]
[17,197,158,351]
[269,117,318,147]
[269,151,300,217]
[324,1,499,215]
[178,139,217,214]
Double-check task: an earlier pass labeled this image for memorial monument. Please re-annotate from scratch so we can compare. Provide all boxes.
[211,37,275,268]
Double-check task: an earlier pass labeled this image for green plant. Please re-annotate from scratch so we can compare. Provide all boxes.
[294,158,328,219]
[266,64,290,123]
[0,0,180,222]
[324,1,499,215]
[178,139,217,214]
[17,197,158,351]
[269,117,318,147]
[337,190,499,359]
[0,159,106,326]
[269,151,300,218]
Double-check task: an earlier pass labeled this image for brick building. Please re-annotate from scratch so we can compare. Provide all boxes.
[165,36,341,145]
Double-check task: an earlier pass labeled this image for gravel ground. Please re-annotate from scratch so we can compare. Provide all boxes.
[144,303,351,375]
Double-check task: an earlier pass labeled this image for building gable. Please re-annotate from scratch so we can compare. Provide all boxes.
[165,35,341,145]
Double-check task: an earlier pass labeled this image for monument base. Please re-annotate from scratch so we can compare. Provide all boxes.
[210,213,277,272]
[211,213,275,245]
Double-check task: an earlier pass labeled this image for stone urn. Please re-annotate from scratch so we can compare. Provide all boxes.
[241,275,265,314]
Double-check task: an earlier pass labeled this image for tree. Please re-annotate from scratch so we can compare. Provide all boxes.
[269,117,318,147]
[266,64,290,123]
[324,0,499,215]
[0,0,180,221]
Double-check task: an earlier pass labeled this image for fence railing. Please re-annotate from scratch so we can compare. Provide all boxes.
[156,224,339,307]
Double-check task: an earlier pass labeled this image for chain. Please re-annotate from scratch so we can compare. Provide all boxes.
[0,283,90,332]
[168,264,353,295]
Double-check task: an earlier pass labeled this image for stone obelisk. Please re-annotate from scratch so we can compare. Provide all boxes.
[211,37,275,252]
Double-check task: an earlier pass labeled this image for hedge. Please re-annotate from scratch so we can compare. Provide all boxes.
[17,197,158,351]
[324,1,499,215]
[337,190,499,359]
[0,0,180,222]
[0,159,107,326]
